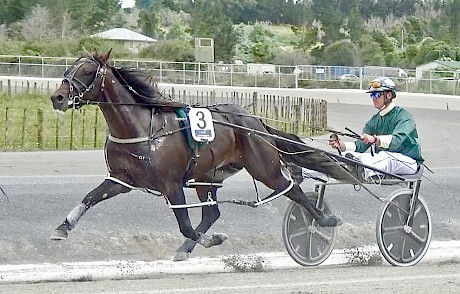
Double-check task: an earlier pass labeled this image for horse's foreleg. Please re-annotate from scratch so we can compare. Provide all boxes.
[174,186,226,261]
[50,179,130,240]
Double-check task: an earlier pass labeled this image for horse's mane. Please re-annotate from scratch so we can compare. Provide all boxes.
[94,56,186,108]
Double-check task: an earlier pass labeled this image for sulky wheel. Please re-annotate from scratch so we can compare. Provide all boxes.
[376,189,432,266]
[282,192,337,266]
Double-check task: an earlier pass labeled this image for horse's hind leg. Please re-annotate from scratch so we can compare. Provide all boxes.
[242,144,341,227]
[174,186,226,261]
[50,179,130,240]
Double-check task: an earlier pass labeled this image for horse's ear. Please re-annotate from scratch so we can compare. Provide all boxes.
[99,49,112,64]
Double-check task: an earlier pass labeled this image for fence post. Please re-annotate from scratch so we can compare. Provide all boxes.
[7,79,11,96]
[37,108,44,149]
[93,108,99,148]
[294,105,301,135]
[305,99,311,135]
[21,108,26,148]
[252,91,258,115]
[55,113,60,149]
[70,109,74,150]
[3,107,8,148]
[81,108,86,147]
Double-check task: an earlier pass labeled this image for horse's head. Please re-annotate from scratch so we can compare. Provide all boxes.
[50,50,112,112]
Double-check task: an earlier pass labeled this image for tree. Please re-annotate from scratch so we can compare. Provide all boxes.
[443,0,460,43]
[233,24,253,62]
[33,0,76,39]
[20,5,57,42]
[310,0,346,45]
[371,30,396,55]
[136,0,154,9]
[323,39,359,66]
[0,0,35,24]
[68,0,124,33]
[343,1,366,43]
[291,23,320,53]
[249,25,277,63]
[189,0,237,62]
[138,5,163,38]
[167,18,192,43]
[413,38,458,65]
[358,35,385,66]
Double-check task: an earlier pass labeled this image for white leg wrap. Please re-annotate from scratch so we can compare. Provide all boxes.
[66,204,87,230]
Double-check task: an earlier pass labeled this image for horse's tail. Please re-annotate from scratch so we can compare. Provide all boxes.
[263,123,352,182]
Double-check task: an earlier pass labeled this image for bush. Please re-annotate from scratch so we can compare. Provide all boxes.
[139,40,194,62]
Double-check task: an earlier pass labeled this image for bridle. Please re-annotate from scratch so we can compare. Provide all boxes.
[63,56,107,109]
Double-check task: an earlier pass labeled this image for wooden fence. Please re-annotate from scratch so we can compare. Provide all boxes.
[0,106,106,150]
[0,90,327,151]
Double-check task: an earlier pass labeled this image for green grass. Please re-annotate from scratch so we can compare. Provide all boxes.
[262,24,297,44]
[0,93,107,151]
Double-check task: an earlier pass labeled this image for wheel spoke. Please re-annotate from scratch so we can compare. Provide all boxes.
[300,206,313,224]
[313,229,334,243]
[409,229,428,244]
[412,204,423,219]
[382,225,404,234]
[289,226,309,238]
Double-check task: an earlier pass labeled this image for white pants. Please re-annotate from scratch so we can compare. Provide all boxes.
[344,151,418,179]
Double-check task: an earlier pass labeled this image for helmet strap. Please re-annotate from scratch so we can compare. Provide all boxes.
[383,91,393,105]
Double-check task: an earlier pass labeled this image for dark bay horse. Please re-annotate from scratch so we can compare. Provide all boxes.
[49,50,342,261]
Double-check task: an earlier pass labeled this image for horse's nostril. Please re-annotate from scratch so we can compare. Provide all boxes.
[56,95,64,103]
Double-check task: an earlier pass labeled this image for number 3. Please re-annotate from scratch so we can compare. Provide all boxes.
[195,110,207,129]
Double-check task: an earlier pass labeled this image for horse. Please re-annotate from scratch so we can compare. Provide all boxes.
[49,50,343,261]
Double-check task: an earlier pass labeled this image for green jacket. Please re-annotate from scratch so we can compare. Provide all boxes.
[355,106,424,164]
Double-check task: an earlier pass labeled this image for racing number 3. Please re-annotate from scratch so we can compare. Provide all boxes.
[189,108,215,142]
[195,110,207,129]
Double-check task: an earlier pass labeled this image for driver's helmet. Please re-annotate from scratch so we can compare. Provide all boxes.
[366,77,397,98]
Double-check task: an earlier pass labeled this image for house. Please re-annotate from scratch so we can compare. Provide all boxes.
[415,60,460,80]
[90,28,157,53]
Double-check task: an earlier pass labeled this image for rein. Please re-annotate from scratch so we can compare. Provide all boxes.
[0,185,8,201]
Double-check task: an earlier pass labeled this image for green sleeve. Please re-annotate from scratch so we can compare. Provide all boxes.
[388,110,416,149]
[353,116,377,152]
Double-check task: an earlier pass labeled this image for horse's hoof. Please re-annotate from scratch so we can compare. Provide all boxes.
[316,214,343,227]
[173,251,190,262]
[198,234,212,248]
[211,233,228,246]
[50,229,68,240]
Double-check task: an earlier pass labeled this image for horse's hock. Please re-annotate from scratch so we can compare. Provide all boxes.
[167,87,327,137]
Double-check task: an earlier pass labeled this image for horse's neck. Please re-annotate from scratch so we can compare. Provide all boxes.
[100,80,152,139]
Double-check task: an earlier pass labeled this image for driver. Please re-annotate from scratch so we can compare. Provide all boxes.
[329,77,424,180]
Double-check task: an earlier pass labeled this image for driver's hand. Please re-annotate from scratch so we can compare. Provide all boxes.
[360,133,377,144]
[329,134,344,151]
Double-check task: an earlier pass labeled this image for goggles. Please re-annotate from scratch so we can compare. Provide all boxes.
[370,91,383,100]
[369,80,383,89]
